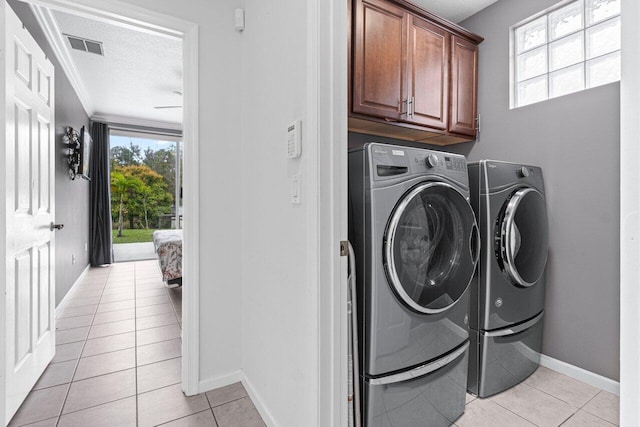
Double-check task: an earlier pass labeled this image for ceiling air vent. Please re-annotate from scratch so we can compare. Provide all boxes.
[64,34,104,56]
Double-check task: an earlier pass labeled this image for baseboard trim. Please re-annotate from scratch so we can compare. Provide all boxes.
[55,263,91,317]
[540,354,620,396]
[241,374,278,427]
[198,370,243,395]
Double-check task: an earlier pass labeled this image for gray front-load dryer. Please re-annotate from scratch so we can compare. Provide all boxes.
[349,143,479,426]
[467,160,549,398]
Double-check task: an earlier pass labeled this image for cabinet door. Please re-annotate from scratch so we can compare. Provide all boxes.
[450,36,478,137]
[408,16,449,129]
[353,0,408,120]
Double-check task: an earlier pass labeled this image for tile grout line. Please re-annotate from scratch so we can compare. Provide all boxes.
[58,296,171,320]
[487,382,616,427]
[579,390,601,410]
[59,314,173,337]
[579,390,620,426]
[204,393,221,426]
[167,285,181,337]
[524,383,590,416]
[134,262,140,427]
[156,408,213,426]
[57,308,177,333]
[488,395,548,427]
[210,395,252,410]
[51,395,135,421]
[54,267,112,427]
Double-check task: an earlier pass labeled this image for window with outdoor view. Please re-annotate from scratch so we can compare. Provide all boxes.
[110,135,182,246]
[512,0,620,108]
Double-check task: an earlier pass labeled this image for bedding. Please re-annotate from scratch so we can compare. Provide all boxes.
[152,229,183,285]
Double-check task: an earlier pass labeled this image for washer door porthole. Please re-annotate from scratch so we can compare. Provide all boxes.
[384,182,479,314]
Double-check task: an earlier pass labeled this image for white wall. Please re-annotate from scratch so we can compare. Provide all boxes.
[239,0,322,424]
[108,1,331,424]
[115,0,244,384]
[620,0,640,423]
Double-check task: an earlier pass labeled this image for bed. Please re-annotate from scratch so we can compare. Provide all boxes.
[152,229,183,286]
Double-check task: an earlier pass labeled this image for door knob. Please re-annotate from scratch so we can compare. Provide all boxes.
[50,222,64,231]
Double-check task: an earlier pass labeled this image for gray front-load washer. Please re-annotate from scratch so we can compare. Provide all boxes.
[349,143,479,426]
[467,160,549,398]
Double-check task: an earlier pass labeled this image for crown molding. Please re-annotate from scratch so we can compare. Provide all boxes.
[27,0,184,40]
[30,4,95,116]
[91,113,182,132]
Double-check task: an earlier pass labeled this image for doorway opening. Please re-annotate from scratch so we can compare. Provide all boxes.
[20,0,201,400]
[109,132,183,263]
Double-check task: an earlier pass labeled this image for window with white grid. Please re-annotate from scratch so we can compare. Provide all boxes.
[512,0,620,108]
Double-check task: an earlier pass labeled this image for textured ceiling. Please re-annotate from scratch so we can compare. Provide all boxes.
[411,0,499,23]
[52,9,183,126]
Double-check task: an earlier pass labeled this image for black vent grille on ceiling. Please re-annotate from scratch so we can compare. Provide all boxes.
[85,40,103,55]
[64,34,104,56]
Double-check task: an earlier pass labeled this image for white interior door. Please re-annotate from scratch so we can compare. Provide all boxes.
[2,2,56,424]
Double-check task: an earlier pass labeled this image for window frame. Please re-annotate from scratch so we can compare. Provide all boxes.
[509,0,621,109]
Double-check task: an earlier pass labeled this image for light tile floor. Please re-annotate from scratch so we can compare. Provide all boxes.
[8,261,265,427]
[9,261,620,427]
[456,367,620,426]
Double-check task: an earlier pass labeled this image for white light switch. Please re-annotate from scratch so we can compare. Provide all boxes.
[291,174,301,204]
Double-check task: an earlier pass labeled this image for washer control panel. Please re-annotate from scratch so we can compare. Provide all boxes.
[445,156,466,172]
[413,154,467,173]
[368,143,469,181]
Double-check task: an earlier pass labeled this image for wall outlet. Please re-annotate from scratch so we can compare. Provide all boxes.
[85,242,88,252]
[71,254,76,265]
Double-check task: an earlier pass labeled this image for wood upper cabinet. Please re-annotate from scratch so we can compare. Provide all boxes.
[353,0,408,120]
[350,0,483,145]
[449,35,479,137]
[408,15,449,130]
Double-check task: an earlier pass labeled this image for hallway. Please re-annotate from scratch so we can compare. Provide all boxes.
[8,261,264,427]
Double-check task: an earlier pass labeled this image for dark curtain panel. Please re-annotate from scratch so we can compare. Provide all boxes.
[90,121,113,266]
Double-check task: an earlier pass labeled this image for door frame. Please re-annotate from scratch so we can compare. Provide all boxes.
[620,0,640,423]
[20,0,201,396]
[314,0,349,424]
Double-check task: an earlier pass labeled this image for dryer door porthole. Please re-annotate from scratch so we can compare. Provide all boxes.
[384,181,479,314]
[497,187,549,287]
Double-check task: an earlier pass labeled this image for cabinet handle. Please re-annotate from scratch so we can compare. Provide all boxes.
[400,99,409,117]
[400,98,415,119]
[409,96,415,119]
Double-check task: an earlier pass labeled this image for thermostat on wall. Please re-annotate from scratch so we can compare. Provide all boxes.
[287,120,302,159]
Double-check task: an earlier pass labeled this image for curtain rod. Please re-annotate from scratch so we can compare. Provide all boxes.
[97,122,183,139]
